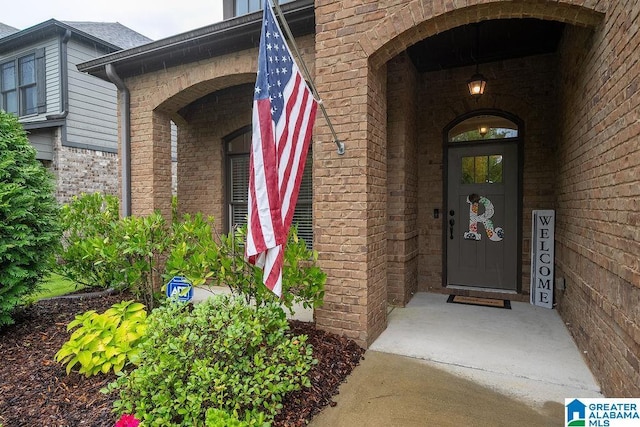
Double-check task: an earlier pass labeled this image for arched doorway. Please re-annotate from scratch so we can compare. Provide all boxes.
[444,111,522,291]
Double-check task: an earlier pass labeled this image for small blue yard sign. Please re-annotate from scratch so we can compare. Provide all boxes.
[166,276,193,302]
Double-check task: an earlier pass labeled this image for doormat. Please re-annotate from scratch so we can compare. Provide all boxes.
[447,295,511,309]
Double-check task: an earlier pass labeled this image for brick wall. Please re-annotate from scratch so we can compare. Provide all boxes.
[125,56,255,218]
[314,0,390,346]
[555,3,640,397]
[176,84,254,233]
[51,127,119,204]
[125,35,314,220]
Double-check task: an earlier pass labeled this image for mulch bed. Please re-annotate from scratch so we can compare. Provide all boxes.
[0,292,364,426]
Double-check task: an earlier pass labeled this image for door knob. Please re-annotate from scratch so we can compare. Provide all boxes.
[449,218,455,240]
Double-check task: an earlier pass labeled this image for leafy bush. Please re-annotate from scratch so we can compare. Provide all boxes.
[55,301,147,376]
[108,295,315,426]
[55,192,121,289]
[165,213,221,288]
[115,213,170,308]
[0,110,60,326]
[56,193,325,311]
[55,193,170,307]
[165,223,326,315]
[204,408,258,427]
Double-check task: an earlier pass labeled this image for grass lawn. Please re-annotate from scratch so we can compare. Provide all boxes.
[25,273,85,303]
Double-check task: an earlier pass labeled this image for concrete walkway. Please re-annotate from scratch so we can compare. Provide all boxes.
[309,351,563,427]
[310,292,603,426]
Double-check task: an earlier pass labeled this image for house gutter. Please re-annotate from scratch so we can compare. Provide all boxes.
[104,64,131,217]
[46,29,71,120]
[76,0,314,81]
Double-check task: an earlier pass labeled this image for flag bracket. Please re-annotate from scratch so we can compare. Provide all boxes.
[272,0,345,156]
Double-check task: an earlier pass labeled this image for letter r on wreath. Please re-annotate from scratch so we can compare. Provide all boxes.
[465,194,504,241]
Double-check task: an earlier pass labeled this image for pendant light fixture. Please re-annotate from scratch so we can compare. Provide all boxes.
[468,67,487,98]
[467,23,487,99]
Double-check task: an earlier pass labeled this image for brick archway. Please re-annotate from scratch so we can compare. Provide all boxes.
[155,73,256,123]
[358,0,605,70]
[312,0,605,347]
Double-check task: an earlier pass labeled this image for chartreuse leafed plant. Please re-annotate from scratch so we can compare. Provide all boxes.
[0,110,61,326]
[106,295,315,426]
[204,408,259,427]
[55,301,147,376]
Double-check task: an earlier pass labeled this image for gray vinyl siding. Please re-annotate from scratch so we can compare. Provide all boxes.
[0,38,59,123]
[27,128,54,161]
[65,38,117,152]
[44,39,61,115]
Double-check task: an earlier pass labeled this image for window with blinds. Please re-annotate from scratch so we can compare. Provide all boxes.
[226,128,313,249]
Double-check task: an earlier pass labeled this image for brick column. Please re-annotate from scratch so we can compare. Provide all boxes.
[386,53,419,306]
[313,0,388,347]
[129,109,173,218]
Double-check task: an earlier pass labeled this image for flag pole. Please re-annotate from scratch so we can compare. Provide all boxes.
[270,0,345,155]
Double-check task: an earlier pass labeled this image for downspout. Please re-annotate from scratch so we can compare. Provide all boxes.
[105,64,131,217]
[46,29,71,120]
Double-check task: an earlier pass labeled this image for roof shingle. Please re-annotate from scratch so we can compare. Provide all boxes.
[0,22,19,38]
[62,21,152,49]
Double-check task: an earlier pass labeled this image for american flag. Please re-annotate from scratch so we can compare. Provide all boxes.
[245,1,318,296]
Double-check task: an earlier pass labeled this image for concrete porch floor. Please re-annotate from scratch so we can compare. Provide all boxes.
[310,292,603,426]
[368,292,602,407]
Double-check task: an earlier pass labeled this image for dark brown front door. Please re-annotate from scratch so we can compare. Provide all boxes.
[447,142,518,290]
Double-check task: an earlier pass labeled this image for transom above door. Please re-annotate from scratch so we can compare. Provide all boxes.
[445,112,522,291]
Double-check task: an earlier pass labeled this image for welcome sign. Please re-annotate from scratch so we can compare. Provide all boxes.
[530,210,555,309]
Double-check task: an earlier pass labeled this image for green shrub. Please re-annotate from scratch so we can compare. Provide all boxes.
[204,408,260,427]
[56,193,325,312]
[54,192,121,290]
[55,300,147,376]
[0,110,61,326]
[55,193,170,308]
[165,224,326,315]
[164,213,220,288]
[116,213,170,309]
[108,295,315,426]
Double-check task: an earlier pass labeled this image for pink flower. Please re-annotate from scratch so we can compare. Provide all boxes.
[115,414,140,427]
